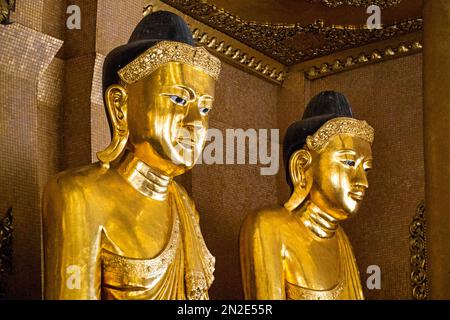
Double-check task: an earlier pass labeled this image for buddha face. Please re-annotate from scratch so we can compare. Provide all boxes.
[308,134,373,220]
[125,62,215,176]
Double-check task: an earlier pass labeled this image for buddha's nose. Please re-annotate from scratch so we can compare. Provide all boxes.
[183,100,203,124]
[354,166,369,189]
[182,102,205,134]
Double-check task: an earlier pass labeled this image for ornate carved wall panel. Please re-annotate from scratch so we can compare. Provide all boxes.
[157,0,422,66]
[0,0,15,25]
[306,0,403,8]
[0,207,13,299]
[410,201,428,300]
[145,0,423,84]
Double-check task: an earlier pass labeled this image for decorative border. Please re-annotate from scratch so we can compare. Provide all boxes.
[146,0,422,83]
[0,0,15,25]
[409,201,428,300]
[306,117,374,152]
[118,41,221,83]
[190,27,286,83]
[297,36,422,80]
[306,0,403,8]
[158,0,422,66]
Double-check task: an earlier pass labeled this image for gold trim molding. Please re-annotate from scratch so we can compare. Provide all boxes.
[146,0,422,83]
[409,201,428,300]
[291,32,422,80]
[156,0,422,66]
[306,0,403,8]
[145,0,287,84]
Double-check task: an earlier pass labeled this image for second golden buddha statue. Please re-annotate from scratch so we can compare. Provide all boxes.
[240,91,374,300]
[42,11,221,300]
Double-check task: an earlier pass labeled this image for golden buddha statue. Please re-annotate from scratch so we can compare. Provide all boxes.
[42,11,221,300]
[240,91,374,300]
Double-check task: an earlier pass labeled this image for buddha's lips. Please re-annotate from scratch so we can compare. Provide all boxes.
[348,190,364,201]
[177,137,197,148]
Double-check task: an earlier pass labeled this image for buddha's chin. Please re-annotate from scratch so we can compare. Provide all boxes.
[342,204,361,219]
[169,150,199,172]
[330,201,361,220]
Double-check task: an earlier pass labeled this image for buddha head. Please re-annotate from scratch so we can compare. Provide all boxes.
[283,91,374,221]
[98,11,221,176]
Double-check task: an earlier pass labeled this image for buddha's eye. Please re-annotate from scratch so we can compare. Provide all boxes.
[199,107,211,116]
[343,160,356,167]
[169,95,188,106]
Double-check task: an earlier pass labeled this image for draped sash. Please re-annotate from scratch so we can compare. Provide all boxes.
[101,182,215,300]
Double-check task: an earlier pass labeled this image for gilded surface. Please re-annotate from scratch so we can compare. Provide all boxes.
[118,41,221,84]
[306,117,374,152]
[42,61,217,300]
[240,130,373,299]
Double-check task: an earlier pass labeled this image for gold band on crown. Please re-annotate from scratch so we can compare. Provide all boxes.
[306,117,374,151]
[118,41,221,84]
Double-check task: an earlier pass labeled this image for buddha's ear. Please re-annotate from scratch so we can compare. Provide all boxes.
[105,84,128,129]
[97,84,129,169]
[284,149,313,212]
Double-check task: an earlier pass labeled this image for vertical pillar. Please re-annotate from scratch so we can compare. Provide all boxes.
[423,0,450,299]
[0,23,62,299]
[62,0,143,169]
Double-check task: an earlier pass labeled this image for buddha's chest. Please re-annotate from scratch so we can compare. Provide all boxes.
[100,202,174,259]
[282,232,342,291]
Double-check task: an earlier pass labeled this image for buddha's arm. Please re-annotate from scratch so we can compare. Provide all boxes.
[239,211,285,300]
[42,176,102,300]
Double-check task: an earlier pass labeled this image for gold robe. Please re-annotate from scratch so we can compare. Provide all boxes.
[240,207,363,300]
[42,163,214,300]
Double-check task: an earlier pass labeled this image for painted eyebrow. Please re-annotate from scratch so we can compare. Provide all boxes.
[172,85,196,101]
[336,150,357,155]
[200,95,214,101]
[337,150,373,163]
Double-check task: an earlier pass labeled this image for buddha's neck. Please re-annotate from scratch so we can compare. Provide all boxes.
[298,201,339,239]
[117,152,172,201]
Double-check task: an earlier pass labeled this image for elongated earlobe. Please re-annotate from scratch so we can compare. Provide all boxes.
[97,85,129,169]
[284,149,312,212]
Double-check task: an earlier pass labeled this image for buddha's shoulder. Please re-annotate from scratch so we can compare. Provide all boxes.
[42,163,110,228]
[241,206,291,233]
[44,162,113,196]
